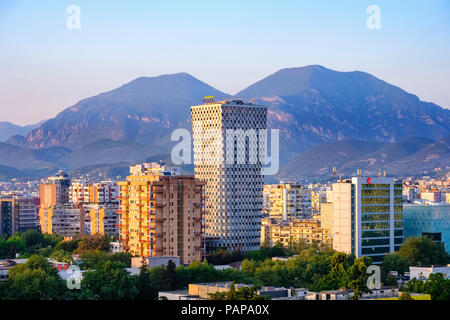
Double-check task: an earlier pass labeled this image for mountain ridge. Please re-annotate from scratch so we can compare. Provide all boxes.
[2,65,449,179]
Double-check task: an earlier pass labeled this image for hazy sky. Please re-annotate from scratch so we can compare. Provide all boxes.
[1,0,449,125]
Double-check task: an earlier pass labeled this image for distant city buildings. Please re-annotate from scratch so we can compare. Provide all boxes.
[39,170,71,207]
[38,171,119,237]
[69,181,118,204]
[331,176,403,263]
[420,191,442,203]
[117,162,205,265]
[191,99,267,253]
[263,183,312,220]
[311,190,327,214]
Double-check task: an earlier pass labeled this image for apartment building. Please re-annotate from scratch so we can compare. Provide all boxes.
[263,183,312,220]
[320,202,333,239]
[332,177,403,263]
[0,198,38,236]
[39,204,87,237]
[191,99,267,253]
[117,163,205,265]
[85,202,119,236]
[311,191,327,214]
[261,217,331,247]
[69,181,119,204]
[39,170,71,208]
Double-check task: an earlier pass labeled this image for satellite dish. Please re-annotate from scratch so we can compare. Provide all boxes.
[15,253,20,258]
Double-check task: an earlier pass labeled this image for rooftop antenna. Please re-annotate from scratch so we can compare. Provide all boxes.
[357,168,362,177]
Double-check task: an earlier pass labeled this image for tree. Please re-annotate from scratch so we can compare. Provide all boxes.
[209,282,270,300]
[6,235,25,258]
[424,273,450,301]
[399,292,414,300]
[241,259,257,274]
[398,237,449,266]
[78,250,111,269]
[135,258,157,300]
[382,253,409,275]
[346,256,372,299]
[405,278,426,294]
[384,274,398,287]
[207,247,243,265]
[53,238,80,253]
[3,255,68,300]
[50,249,73,263]
[76,234,111,253]
[79,260,138,300]
[165,260,178,290]
[20,229,44,254]
[110,252,132,267]
[0,238,9,259]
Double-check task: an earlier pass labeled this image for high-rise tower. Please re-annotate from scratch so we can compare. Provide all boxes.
[191,99,267,253]
[332,176,403,263]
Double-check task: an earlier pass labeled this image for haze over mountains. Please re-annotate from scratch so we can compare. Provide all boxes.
[0,121,45,142]
[1,65,449,180]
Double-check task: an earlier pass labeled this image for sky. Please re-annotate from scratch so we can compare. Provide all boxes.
[0,0,449,126]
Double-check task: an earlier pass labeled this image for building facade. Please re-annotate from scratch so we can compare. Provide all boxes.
[263,183,312,220]
[117,163,205,265]
[261,217,331,247]
[85,203,119,236]
[332,177,403,263]
[70,181,119,204]
[191,99,267,253]
[39,204,87,237]
[39,170,71,208]
[0,198,38,236]
[320,202,333,239]
[403,203,450,252]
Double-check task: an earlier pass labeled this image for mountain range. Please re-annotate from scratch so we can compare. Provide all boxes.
[279,136,449,178]
[1,65,449,180]
[0,120,45,142]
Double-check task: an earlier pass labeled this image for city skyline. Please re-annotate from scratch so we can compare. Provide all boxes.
[1,0,450,125]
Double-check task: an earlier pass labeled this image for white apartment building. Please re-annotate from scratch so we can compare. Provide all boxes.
[332,177,403,264]
[263,183,312,220]
[191,99,267,252]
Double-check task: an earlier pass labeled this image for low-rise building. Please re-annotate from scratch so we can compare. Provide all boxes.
[261,217,331,247]
[409,265,450,280]
[159,282,288,300]
[131,256,180,268]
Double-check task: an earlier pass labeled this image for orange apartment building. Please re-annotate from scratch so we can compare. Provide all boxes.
[117,163,205,265]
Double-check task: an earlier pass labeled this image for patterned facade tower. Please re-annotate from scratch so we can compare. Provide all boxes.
[191,99,267,253]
